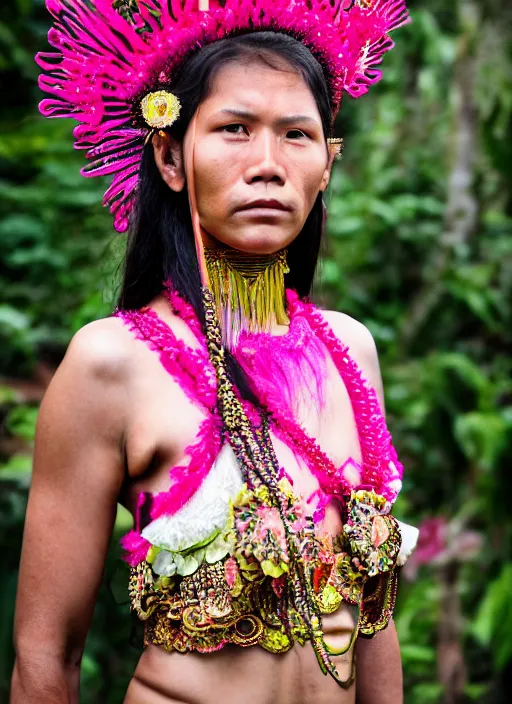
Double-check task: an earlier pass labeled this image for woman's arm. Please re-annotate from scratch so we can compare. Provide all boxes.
[10,319,129,704]
[355,621,403,704]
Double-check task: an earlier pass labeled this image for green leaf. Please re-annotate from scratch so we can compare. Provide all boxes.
[260,559,286,578]
[114,503,134,533]
[173,553,199,577]
[472,563,512,670]
[146,545,161,565]
[454,412,507,471]
[0,213,47,245]
[0,305,30,332]
[0,454,32,476]
[4,406,38,442]
[205,534,230,564]
[400,644,436,663]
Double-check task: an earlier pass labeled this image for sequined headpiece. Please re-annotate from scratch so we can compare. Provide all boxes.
[37,0,409,232]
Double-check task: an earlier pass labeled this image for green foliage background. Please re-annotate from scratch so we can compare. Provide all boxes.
[0,1,511,702]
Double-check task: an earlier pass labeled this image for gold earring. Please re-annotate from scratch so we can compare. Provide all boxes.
[327,137,344,160]
[145,128,169,146]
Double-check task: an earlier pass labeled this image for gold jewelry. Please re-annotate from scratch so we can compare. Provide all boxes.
[140,90,181,129]
[204,248,290,349]
[327,137,344,160]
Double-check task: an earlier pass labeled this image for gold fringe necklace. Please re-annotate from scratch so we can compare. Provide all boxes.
[204,248,290,349]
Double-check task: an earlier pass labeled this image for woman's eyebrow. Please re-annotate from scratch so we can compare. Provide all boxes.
[217,108,320,127]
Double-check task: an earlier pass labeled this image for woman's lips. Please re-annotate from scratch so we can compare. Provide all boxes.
[235,199,292,219]
[237,199,291,212]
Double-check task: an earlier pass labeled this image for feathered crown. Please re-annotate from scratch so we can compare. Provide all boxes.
[36,0,410,232]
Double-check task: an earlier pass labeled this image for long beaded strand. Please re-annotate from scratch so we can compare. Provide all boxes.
[201,286,350,686]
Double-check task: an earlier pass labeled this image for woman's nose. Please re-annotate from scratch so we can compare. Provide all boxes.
[243,131,287,185]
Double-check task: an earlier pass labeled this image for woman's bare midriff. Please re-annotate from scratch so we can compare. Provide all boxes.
[115,294,364,704]
[124,607,357,704]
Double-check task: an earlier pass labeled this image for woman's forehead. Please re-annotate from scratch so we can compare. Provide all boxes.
[201,61,322,121]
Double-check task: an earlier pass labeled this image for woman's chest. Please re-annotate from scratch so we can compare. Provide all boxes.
[119,340,361,528]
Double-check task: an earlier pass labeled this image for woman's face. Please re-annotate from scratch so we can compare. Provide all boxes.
[156,59,332,254]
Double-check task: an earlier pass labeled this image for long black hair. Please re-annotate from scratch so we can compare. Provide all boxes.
[116,32,333,400]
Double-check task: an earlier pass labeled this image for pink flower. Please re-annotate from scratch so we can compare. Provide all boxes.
[254,507,286,549]
[291,515,309,532]
[288,499,310,532]
[235,517,251,533]
[412,517,448,565]
[224,557,239,587]
[403,516,482,581]
[450,530,483,560]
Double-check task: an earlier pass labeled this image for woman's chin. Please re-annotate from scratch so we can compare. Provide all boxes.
[207,226,298,255]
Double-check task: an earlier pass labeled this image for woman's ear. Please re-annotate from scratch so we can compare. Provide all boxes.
[319,161,332,193]
[320,138,344,192]
[152,131,186,192]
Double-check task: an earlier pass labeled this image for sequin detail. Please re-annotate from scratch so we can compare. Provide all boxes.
[129,486,402,686]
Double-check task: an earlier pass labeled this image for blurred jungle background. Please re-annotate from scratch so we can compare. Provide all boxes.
[0,0,511,702]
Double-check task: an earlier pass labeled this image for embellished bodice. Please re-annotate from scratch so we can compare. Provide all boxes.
[112,288,416,688]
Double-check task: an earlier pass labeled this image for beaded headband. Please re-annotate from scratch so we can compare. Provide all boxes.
[37,0,410,232]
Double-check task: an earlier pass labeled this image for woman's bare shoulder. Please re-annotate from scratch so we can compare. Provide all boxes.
[320,309,385,410]
[320,309,378,359]
[37,315,136,443]
[62,314,136,383]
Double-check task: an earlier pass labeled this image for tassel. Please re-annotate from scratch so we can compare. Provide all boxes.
[204,248,290,350]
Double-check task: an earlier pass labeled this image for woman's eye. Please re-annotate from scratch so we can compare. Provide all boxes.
[222,124,248,135]
[287,129,308,139]
[220,125,309,139]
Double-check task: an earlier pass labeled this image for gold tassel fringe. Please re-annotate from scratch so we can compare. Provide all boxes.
[204,248,290,350]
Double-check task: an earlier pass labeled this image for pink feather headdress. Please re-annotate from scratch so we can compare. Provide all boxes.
[36,0,410,232]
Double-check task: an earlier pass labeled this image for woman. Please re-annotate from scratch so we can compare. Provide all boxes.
[11,2,417,703]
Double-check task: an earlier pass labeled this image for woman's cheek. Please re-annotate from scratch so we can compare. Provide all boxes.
[196,155,237,204]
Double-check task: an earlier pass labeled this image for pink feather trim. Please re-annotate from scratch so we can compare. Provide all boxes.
[115,285,405,570]
[150,415,223,519]
[120,530,151,566]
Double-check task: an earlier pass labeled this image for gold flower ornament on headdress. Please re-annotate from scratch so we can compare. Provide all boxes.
[140,90,182,129]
